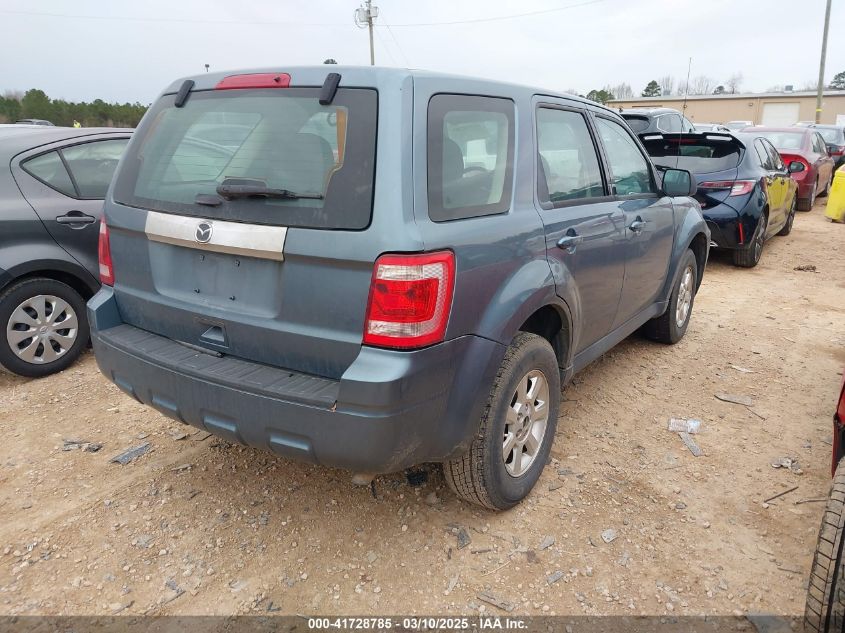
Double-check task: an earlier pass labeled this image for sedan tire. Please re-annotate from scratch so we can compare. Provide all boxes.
[778,197,796,236]
[799,180,818,211]
[732,213,767,268]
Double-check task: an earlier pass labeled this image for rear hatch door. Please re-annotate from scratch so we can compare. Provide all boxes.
[107,77,380,380]
[640,132,745,211]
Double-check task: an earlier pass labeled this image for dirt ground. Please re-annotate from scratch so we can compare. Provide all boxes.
[0,200,843,619]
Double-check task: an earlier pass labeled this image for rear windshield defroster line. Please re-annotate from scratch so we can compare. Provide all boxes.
[113,87,378,230]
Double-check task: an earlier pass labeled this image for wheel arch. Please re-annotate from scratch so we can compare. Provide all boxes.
[0,260,99,302]
[516,302,572,371]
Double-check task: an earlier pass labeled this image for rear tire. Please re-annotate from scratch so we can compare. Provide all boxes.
[805,462,845,633]
[642,249,697,344]
[732,213,767,268]
[0,278,89,378]
[443,332,560,510]
[799,181,818,211]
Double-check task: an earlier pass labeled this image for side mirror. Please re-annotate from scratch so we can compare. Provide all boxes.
[788,160,805,173]
[662,168,697,197]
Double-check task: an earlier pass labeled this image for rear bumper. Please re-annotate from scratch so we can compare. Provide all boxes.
[88,287,505,474]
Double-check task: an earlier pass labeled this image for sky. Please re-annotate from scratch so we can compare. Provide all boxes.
[0,0,842,104]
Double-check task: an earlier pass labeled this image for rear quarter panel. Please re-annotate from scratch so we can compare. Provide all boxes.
[409,76,565,356]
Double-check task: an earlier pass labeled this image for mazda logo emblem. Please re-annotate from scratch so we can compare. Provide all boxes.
[195,222,213,243]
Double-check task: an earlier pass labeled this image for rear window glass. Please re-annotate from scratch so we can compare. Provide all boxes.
[642,138,742,173]
[427,94,515,222]
[623,116,650,133]
[817,128,844,144]
[113,88,377,229]
[754,131,805,150]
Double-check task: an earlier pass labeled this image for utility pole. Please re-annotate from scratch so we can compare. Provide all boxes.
[815,0,832,123]
[354,1,378,65]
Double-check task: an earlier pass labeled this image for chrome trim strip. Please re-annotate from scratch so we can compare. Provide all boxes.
[144,211,286,261]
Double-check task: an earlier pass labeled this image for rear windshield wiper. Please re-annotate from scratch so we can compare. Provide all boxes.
[216,178,323,201]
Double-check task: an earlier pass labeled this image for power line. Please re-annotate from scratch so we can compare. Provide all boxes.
[0,9,348,26]
[373,24,398,65]
[381,24,412,67]
[0,1,611,28]
[383,0,610,27]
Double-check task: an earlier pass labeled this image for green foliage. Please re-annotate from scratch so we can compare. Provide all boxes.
[641,80,661,97]
[586,89,614,105]
[830,71,845,90]
[0,89,148,127]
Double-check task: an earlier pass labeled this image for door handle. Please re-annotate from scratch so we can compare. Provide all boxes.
[629,219,646,234]
[56,212,97,226]
[556,234,583,251]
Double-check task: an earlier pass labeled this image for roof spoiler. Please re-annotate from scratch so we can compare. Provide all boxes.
[640,132,745,149]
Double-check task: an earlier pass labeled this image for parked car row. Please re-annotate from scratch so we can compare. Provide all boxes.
[3,67,834,511]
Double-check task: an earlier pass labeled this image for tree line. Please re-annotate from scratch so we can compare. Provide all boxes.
[0,89,148,127]
[584,70,845,105]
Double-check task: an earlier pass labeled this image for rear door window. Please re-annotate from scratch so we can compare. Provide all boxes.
[113,88,377,229]
[427,94,515,222]
[761,139,784,171]
[62,139,129,198]
[595,118,657,196]
[536,107,605,205]
[813,133,828,155]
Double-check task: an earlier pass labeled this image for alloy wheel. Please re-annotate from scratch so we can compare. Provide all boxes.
[675,265,695,328]
[5,294,79,365]
[503,369,550,477]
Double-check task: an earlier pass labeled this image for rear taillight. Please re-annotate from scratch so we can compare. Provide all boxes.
[698,180,755,196]
[363,251,455,349]
[98,220,114,286]
[831,145,844,156]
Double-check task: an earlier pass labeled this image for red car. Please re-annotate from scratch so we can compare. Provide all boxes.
[805,370,845,632]
[744,127,835,211]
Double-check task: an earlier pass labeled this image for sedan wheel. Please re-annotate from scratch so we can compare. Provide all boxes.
[778,197,796,236]
[6,294,79,365]
[0,278,89,378]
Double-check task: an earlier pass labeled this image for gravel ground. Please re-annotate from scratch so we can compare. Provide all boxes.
[0,200,843,617]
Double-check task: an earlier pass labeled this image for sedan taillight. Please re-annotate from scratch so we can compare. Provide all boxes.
[698,180,755,196]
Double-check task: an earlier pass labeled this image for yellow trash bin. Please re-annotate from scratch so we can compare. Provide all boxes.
[825,169,845,223]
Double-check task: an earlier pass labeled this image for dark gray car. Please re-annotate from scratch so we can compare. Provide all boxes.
[0,126,131,377]
[621,107,696,135]
[89,67,709,509]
